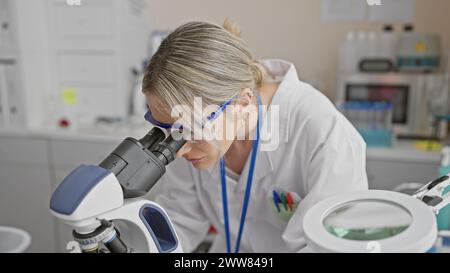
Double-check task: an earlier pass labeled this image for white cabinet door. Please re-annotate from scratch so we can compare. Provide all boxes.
[0,65,5,128]
[0,0,16,52]
[0,164,56,253]
[0,137,56,252]
[367,159,440,190]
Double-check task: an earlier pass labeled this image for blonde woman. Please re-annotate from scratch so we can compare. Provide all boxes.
[143,20,368,253]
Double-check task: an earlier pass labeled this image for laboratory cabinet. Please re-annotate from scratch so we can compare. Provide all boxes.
[366,145,441,190]
[0,136,57,252]
[0,0,151,129]
[0,0,24,129]
[367,159,440,190]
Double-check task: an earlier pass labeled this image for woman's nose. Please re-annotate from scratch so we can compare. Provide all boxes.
[176,142,192,157]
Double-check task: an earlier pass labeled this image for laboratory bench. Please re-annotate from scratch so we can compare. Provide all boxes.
[0,127,442,252]
[366,141,441,190]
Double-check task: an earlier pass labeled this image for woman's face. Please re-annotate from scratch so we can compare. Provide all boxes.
[146,94,238,170]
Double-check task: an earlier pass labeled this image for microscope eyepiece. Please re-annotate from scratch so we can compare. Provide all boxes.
[138,127,166,150]
[152,130,186,165]
[99,127,186,198]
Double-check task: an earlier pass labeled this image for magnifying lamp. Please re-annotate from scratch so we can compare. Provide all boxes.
[303,175,450,253]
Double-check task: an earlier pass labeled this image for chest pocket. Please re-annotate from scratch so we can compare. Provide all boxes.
[266,186,302,225]
[246,183,302,230]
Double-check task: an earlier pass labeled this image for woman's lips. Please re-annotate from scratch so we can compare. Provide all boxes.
[186,156,206,164]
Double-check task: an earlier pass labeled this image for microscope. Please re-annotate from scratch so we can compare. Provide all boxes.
[50,128,186,253]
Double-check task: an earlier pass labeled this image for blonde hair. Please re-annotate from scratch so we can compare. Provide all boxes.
[142,20,264,113]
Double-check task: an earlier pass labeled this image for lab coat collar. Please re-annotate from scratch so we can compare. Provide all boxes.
[205,59,299,192]
[259,59,299,144]
[206,149,274,194]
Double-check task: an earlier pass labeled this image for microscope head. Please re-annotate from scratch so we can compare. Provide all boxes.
[50,128,186,228]
[99,128,186,198]
[50,165,124,230]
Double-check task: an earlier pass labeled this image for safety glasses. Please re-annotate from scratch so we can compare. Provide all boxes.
[144,97,236,135]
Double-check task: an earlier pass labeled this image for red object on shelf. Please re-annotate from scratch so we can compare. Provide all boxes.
[59,118,70,128]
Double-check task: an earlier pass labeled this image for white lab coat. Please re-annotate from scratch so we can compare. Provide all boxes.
[155,59,368,253]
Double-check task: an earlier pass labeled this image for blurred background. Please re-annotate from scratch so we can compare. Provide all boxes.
[0,0,450,252]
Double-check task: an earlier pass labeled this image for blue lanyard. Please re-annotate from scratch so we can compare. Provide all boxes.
[220,95,262,253]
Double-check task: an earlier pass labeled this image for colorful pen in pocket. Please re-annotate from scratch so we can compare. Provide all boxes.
[272,190,281,212]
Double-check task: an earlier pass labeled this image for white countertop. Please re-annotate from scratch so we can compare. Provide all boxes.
[0,123,153,143]
[0,125,442,163]
[366,140,440,163]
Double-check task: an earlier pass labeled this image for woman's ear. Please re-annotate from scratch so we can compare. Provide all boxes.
[236,88,254,108]
[234,88,257,138]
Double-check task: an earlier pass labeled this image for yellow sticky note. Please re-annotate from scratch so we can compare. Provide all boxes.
[414,140,443,152]
[63,88,78,105]
[416,41,427,53]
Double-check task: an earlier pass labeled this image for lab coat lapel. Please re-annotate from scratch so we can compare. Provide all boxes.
[205,162,221,190]
[236,149,274,194]
[203,148,274,194]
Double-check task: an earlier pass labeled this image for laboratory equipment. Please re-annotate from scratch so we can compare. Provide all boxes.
[336,72,448,137]
[0,226,31,253]
[397,25,441,72]
[337,27,447,138]
[303,174,450,253]
[50,127,186,253]
[338,25,441,74]
[434,230,450,253]
[394,163,450,234]
[339,101,393,147]
[437,147,450,231]
[395,180,450,233]
[339,26,398,74]
[128,64,148,123]
[128,30,172,124]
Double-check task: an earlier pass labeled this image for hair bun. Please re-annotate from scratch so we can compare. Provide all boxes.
[223,18,242,38]
[250,62,264,87]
